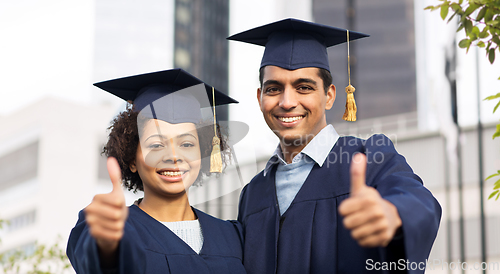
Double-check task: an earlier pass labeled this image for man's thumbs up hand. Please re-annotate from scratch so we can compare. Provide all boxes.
[338,153,402,247]
[349,153,368,196]
[85,157,129,257]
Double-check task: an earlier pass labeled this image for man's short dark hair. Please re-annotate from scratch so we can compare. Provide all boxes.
[258,66,333,94]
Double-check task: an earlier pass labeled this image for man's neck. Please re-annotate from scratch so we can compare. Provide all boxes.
[278,124,330,164]
[279,142,307,164]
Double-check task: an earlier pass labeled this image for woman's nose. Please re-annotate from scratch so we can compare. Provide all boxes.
[162,139,182,163]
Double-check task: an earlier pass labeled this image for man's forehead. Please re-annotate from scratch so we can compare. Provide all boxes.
[262,66,323,82]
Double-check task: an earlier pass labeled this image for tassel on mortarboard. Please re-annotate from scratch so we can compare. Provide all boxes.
[343,30,357,122]
[210,87,223,173]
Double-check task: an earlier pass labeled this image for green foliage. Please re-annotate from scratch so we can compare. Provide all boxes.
[486,170,500,200]
[0,231,71,274]
[484,93,500,138]
[424,0,500,57]
[425,0,500,201]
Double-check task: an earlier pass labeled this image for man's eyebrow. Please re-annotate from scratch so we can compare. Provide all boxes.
[262,79,283,87]
[292,78,317,86]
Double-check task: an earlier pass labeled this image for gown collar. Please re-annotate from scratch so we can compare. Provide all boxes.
[263,124,339,176]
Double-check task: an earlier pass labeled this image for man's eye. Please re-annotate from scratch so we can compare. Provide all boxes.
[265,87,281,94]
[297,86,313,92]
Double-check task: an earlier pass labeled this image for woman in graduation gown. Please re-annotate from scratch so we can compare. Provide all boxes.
[66,69,247,274]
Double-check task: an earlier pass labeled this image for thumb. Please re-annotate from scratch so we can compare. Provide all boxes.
[350,153,367,195]
[107,157,124,195]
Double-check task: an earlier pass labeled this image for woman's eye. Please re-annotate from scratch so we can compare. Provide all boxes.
[148,143,164,149]
[181,142,195,148]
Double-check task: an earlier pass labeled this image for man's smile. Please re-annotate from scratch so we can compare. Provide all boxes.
[277,115,304,123]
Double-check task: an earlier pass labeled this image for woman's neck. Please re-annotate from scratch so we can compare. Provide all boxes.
[138,192,195,222]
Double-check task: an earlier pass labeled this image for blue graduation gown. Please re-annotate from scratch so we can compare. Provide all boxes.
[238,134,441,274]
[67,205,246,274]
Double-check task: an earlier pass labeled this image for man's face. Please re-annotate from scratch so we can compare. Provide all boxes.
[257,66,335,147]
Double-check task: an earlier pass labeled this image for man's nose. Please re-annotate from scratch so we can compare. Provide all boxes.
[279,88,298,110]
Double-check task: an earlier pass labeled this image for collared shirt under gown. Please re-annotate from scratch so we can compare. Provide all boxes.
[238,133,441,274]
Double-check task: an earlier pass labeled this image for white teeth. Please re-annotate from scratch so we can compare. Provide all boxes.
[278,116,303,122]
[159,171,184,176]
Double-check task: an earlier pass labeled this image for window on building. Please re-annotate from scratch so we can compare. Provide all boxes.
[0,241,36,261]
[5,210,36,233]
[0,141,38,191]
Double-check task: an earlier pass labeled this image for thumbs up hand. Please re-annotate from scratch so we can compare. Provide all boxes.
[338,153,402,247]
[84,157,129,258]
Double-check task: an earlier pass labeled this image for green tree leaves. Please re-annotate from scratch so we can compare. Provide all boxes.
[0,232,71,274]
[459,38,472,48]
[486,171,500,200]
[426,0,500,201]
[489,47,496,63]
[484,93,500,139]
[476,6,487,21]
[442,3,450,19]
[427,1,500,56]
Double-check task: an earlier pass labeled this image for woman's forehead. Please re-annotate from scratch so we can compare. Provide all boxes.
[139,119,198,140]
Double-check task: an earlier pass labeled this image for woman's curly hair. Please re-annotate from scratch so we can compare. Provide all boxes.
[102,106,230,192]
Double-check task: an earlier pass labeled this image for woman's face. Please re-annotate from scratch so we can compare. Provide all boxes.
[131,119,201,197]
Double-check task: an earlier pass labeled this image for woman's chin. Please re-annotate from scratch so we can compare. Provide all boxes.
[162,185,189,196]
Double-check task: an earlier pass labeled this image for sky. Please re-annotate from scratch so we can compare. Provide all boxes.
[0,1,98,116]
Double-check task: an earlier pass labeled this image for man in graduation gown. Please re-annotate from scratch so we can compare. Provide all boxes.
[228,19,441,274]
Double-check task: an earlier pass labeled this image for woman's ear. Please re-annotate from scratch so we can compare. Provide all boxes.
[129,161,137,173]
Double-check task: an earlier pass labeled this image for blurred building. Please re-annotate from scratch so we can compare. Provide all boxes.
[313,0,418,125]
[174,0,230,120]
[0,98,119,256]
[1,0,500,273]
[92,0,230,119]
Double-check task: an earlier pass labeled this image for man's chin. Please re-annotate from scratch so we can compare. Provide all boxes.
[276,133,313,147]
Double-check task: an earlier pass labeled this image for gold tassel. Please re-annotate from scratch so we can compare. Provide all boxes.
[210,136,222,173]
[342,29,357,122]
[209,87,222,173]
[343,84,357,121]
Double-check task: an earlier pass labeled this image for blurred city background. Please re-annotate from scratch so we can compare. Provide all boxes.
[0,0,499,273]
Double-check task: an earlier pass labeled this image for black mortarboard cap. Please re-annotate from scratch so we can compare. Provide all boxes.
[227,18,369,72]
[94,68,237,124]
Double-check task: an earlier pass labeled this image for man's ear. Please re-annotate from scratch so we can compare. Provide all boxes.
[129,161,137,173]
[257,87,263,109]
[325,84,336,110]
